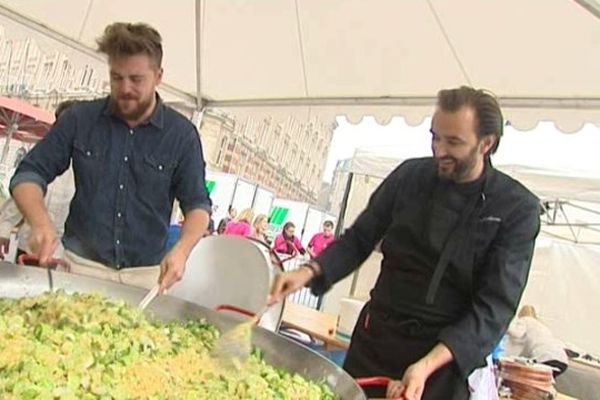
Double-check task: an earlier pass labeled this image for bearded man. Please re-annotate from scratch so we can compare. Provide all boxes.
[270,86,541,400]
[10,22,211,293]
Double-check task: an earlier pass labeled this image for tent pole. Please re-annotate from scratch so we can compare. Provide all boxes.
[334,172,362,297]
[195,0,204,111]
[573,0,600,19]
[1,119,18,165]
[335,172,354,238]
[204,96,600,110]
[191,0,206,131]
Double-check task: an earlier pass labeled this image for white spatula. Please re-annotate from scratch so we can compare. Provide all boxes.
[138,285,160,310]
[212,304,270,366]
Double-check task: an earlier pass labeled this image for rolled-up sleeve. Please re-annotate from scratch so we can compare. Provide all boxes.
[173,128,212,215]
[438,195,541,378]
[10,109,76,195]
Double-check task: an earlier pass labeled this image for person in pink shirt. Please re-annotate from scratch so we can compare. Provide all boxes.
[307,220,335,259]
[223,208,254,237]
[252,214,270,244]
[273,222,305,256]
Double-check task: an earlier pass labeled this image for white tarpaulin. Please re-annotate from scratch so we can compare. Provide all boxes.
[0,0,599,131]
[523,238,600,357]
[341,150,600,203]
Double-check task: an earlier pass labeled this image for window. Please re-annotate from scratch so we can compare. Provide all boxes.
[282,138,290,163]
[215,136,229,166]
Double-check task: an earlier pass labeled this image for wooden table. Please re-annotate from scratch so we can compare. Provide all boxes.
[556,394,579,400]
[501,395,577,400]
[280,301,349,350]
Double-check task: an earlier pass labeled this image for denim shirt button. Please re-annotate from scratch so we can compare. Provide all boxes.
[158,165,163,171]
[85,150,91,156]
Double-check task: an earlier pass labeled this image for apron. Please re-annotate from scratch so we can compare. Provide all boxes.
[345,175,488,398]
[344,302,470,399]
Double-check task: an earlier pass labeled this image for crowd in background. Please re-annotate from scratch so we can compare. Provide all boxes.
[200,205,336,259]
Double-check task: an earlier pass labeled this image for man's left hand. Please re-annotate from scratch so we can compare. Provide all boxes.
[158,246,188,293]
[388,361,430,400]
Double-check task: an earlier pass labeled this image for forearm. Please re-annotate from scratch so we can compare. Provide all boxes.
[12,183,53,228]
[174,208,209,256]
[418,343,454,376]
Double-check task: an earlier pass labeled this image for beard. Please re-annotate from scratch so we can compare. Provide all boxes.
[113,93,155,122]
[436,144,480,182]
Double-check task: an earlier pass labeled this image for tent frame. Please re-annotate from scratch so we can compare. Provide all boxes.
[541,198,600,244]
[3,0,600,118]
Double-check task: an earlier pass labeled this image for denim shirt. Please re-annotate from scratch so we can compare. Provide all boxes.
[10,96,212,268]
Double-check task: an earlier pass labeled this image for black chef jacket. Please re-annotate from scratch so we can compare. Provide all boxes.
[312,157,540,380]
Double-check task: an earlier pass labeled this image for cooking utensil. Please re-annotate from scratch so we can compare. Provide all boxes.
[0,263,365,399]
[356,377,402,400]
[16,254,71,292]
[212,303,270,365]
[138,285,160,310]
[169,236,285,332]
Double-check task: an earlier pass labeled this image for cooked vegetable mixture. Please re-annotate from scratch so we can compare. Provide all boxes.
[0,292,337,399]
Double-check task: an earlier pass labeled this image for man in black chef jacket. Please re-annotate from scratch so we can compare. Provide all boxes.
[269,86,541,400]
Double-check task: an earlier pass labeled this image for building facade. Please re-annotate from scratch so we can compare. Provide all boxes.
[0,26,108,109]
[0,24,336,204]
[200,109,336,203]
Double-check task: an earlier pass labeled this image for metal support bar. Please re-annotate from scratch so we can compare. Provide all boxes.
[335,172,354,238]
[205,96,600,110]
[573,0,600,20]
[195,0,205,110]
[562,200,600,215]
[544,222,600,227]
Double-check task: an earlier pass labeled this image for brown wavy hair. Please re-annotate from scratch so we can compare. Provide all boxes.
[96,22,163,68]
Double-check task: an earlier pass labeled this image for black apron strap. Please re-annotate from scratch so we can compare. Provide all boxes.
[425,193,480,305]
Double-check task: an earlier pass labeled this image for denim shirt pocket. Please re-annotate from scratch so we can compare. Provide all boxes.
[143,155,177,181]
[72,140,106,186]
[131,155,177,202]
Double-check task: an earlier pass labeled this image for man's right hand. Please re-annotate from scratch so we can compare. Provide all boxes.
[29,223,59,266]
[268,266,316,305]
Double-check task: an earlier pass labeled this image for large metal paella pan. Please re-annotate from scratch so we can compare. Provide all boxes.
[0,262,365,399]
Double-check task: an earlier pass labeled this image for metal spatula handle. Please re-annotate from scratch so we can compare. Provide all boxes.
[138,285,160,310]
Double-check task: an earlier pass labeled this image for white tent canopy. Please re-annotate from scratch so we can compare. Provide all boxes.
[1,0,599,131]
[343,151,600,203]
[499,165,600,204]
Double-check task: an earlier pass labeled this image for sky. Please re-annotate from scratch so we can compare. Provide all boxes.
[323,117,600,183]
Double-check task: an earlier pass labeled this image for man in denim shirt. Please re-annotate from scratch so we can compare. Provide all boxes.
[10,23,211,292]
